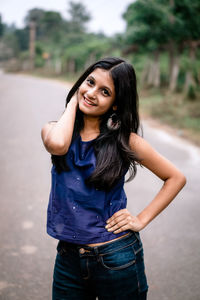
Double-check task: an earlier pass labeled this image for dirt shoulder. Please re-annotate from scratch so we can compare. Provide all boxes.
[141,113,200,148]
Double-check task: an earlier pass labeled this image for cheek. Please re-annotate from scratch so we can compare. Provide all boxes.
[102,97,115,110]
[77,86,85,101]
[77,90,81,101]
[80,82,87,91]
[77,84,85,96]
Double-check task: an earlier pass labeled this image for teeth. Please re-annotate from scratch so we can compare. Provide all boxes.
[84,97,95,106]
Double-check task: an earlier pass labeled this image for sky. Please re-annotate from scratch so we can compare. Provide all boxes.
[0,0,134,36]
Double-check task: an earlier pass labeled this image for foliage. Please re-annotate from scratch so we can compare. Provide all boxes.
[0,14,4,37]
[0,0,199,101]
[0,0,199,142]
[123,0,170,51]
[172,0,200,42]
[67,1,91,32]
[14,28,29,51]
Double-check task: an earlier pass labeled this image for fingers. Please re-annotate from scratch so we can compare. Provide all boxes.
[105,209,134,234]
[106,209,128,224]
[106,214,131,230]
[105,218,129,232]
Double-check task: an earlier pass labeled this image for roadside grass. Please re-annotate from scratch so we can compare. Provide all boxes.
[140,89,200,146]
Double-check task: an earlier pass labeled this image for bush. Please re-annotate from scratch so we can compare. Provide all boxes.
[186,85,196,101]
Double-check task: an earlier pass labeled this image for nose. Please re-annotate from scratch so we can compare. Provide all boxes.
[86,87,97,99]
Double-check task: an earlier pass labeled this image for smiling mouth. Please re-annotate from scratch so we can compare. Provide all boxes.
[83,96,97,106]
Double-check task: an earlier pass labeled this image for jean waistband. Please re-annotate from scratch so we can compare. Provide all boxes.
[59,231,141,257]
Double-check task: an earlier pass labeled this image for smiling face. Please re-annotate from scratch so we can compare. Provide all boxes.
[77,68,116,117]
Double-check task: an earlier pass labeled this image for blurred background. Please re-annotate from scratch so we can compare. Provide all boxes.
[0,1,200,300]
[0,0,200,143]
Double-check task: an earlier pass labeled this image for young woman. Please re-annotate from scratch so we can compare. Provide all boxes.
[41,57,186,300]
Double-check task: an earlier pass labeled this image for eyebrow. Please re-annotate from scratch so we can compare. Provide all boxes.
[88,75,113,95]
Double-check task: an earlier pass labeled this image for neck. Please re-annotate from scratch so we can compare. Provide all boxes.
[80,115,100,139]
[83,115,100,132]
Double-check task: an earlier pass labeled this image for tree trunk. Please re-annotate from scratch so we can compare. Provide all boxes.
[54,58,62,75]
[169,54,180,92]
[141,62,150,87]
[153,51,160,87]
[85,52,96,69]
[184,45,196,96]
[146,61,154,87]
[168,0,179,92]
[29,21,36,70]
[67,59,75,74]
[146,51,160,88]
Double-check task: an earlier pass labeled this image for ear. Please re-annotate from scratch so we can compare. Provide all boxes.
[112,105,117,111]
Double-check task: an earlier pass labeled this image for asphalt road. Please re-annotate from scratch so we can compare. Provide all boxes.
[0,71,199,300]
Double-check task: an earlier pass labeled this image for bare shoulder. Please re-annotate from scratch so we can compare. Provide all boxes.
[129,132,142,145]
[129,132,166,163]
[129,132,151,158]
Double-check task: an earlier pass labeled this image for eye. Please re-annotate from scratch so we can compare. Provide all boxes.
[86,78,94,85]
[102,88,110,96]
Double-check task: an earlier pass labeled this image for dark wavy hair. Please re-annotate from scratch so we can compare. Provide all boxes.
[51,57,141,190]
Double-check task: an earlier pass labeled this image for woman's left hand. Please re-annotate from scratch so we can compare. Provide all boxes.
[105,209,145,233]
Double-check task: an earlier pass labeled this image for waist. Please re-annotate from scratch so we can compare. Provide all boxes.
[58,231,141,255]
[85,232,130,247]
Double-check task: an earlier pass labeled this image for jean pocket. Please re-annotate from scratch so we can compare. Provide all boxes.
[99,244,136,270]
[56,241,68,257]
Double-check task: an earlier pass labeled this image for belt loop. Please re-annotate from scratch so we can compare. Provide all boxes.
[134,232,141,244]
[93,246,100,262]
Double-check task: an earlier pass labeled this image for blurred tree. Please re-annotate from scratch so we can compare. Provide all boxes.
[24,8,45,27]
[40,11,64,43]
[123,0,200,96]
[67,1,91,33]
[1,33,19,58]
[62,34,112,74]
[123,0,170,88]
[24,8,45,40]
[14,28,29,51]
[59,1,92,74]
[1,1,117,75]
[0,21,21,65]
[171,0,200,97]
[0,14,4,37]
[157,0,200,93]
[24,8,44,69]
[29,21,36,69]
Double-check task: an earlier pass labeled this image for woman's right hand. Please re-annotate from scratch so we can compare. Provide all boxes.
[41,92,79,155]
[67,92,79,110]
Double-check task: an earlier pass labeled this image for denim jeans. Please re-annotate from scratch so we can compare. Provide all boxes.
[52,232,148,300]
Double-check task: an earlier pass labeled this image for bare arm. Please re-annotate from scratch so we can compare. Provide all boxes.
[41,95,78,155]
[105,133,186,233]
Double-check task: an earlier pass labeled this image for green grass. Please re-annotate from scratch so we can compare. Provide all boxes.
[140,90,200,146]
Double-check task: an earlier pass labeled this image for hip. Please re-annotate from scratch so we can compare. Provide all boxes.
[56,231,148,294]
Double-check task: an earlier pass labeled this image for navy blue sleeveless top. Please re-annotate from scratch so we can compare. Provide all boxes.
[47,135,129,244]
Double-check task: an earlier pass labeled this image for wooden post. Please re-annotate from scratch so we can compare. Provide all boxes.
[29,21,36,70]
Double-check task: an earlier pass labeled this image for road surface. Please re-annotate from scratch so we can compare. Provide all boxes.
[0,71,199,300]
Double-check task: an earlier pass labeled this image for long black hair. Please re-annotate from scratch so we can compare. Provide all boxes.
[51,57,141,190]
